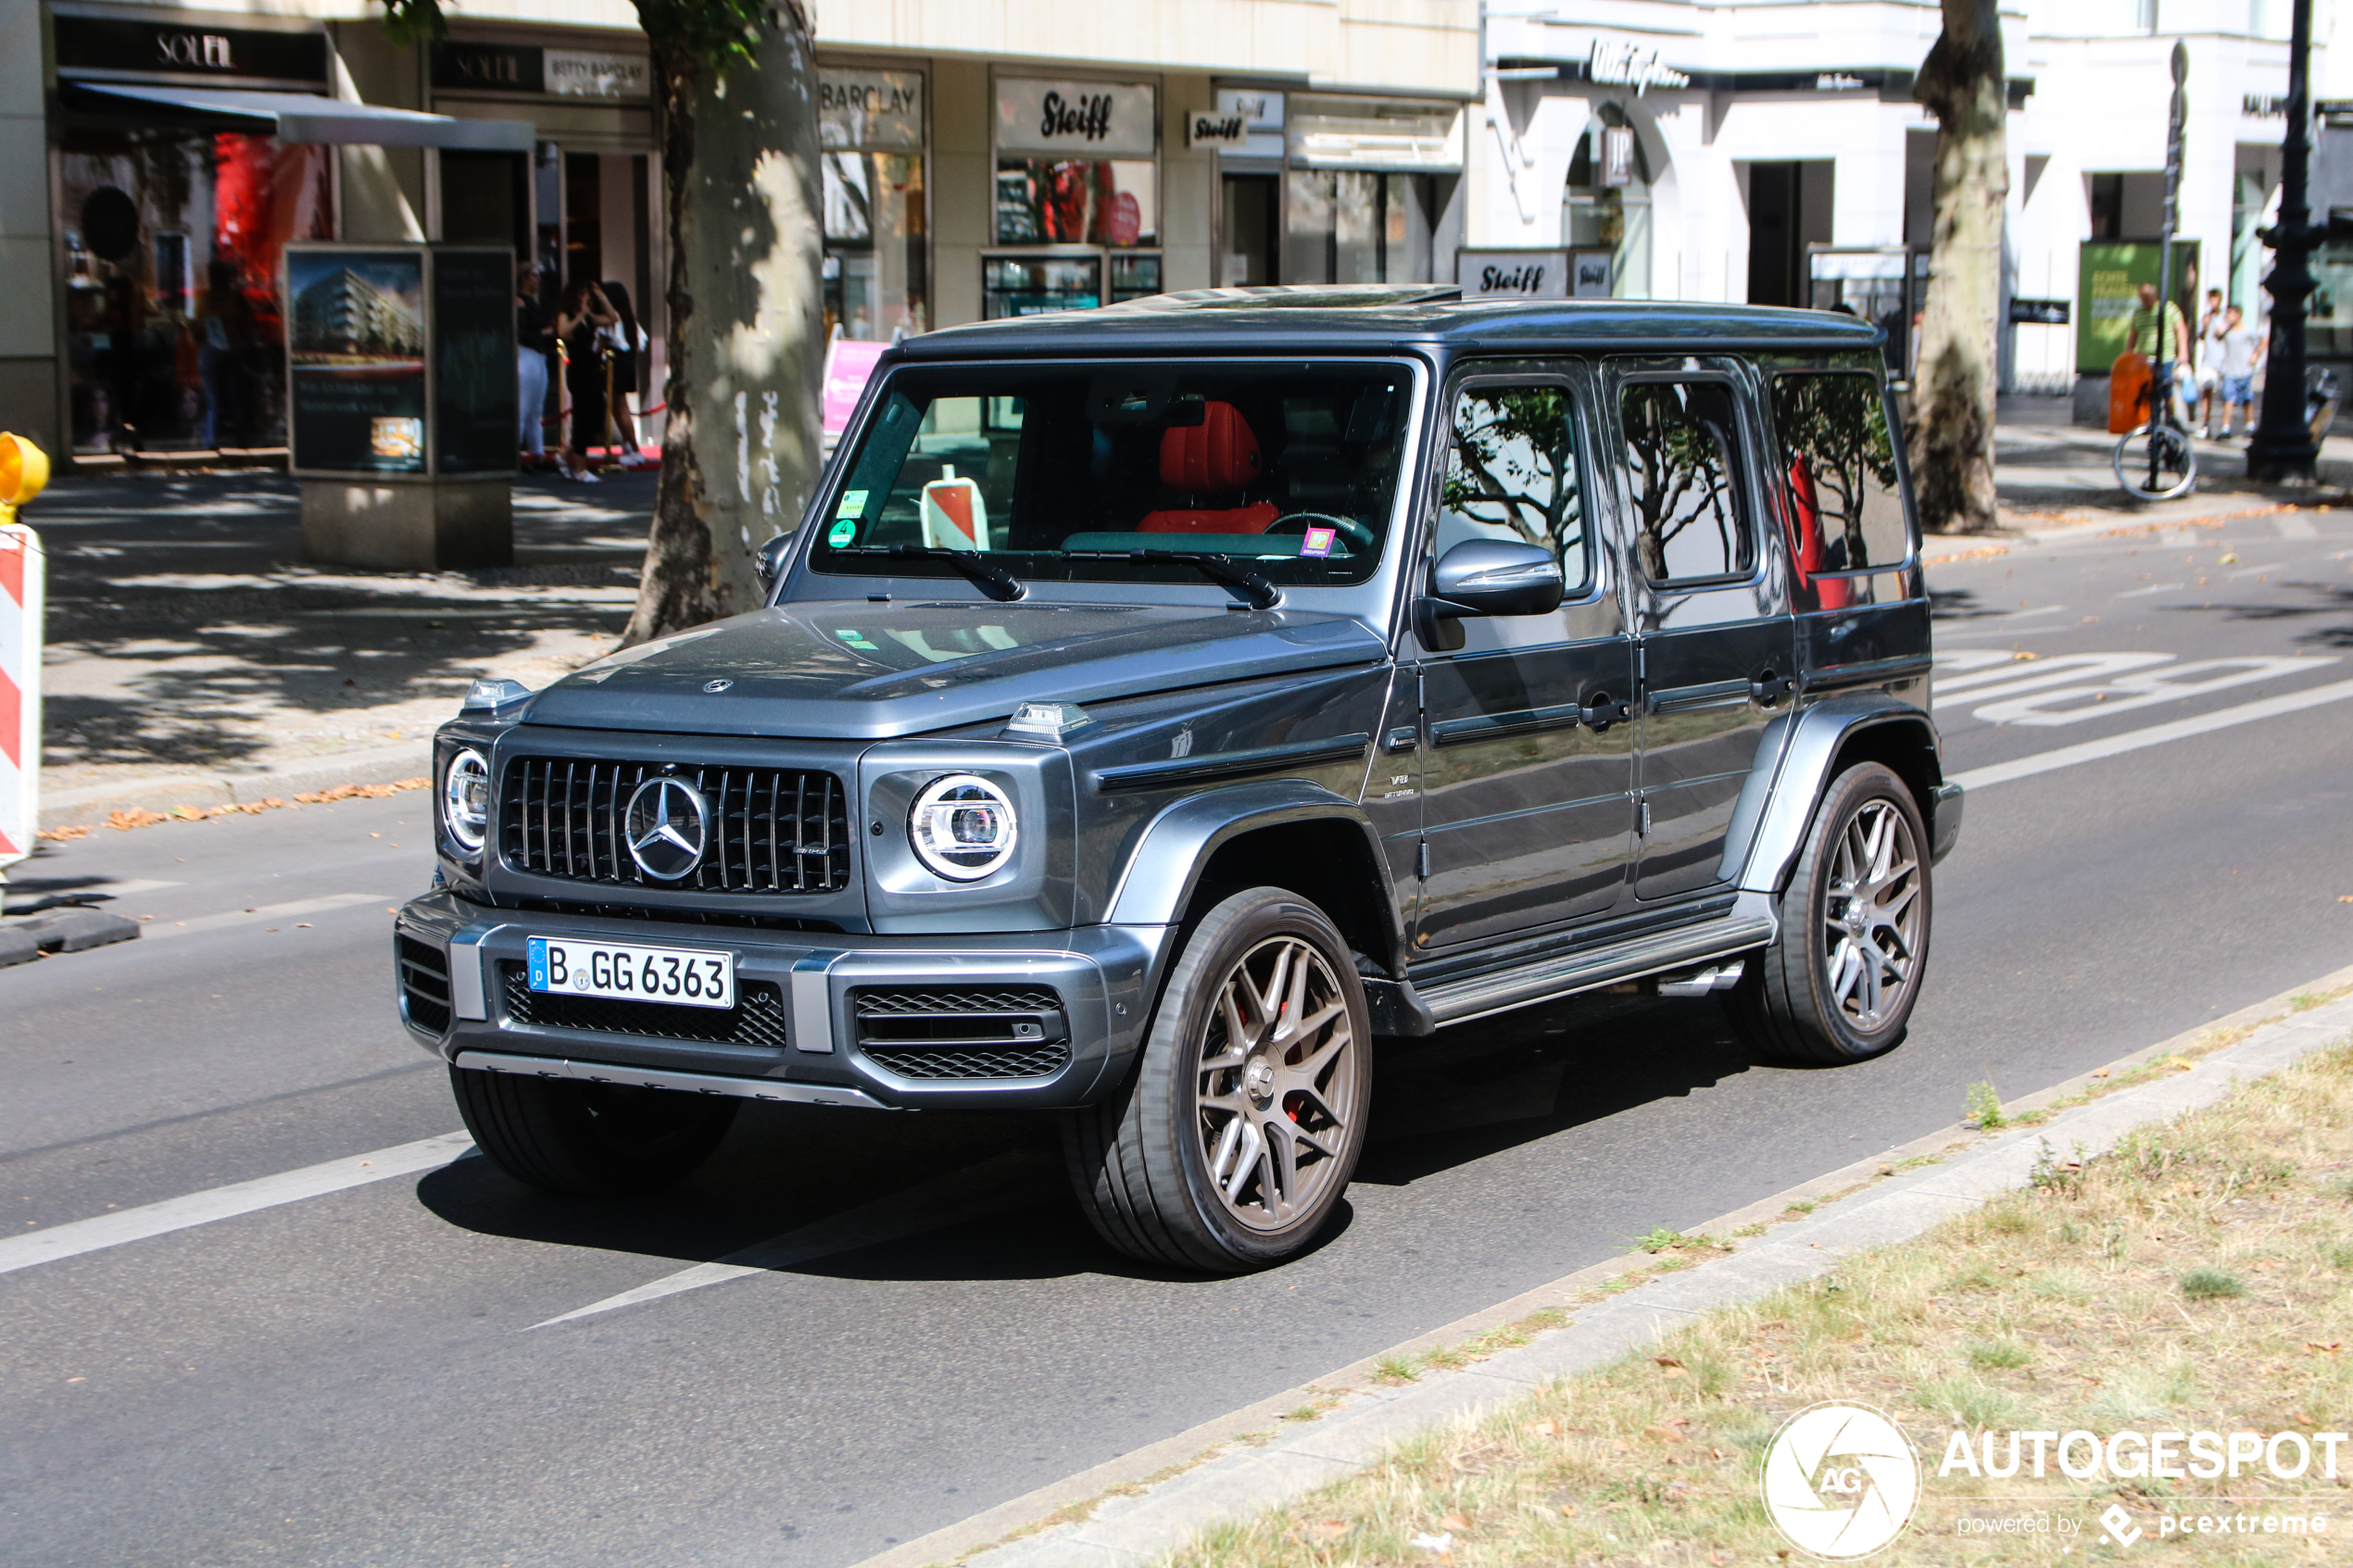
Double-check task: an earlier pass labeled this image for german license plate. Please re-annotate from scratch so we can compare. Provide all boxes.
[527,936,736,1010]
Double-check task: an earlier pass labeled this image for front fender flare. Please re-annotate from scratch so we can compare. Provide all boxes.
[1729,693,1946,895]
[1102,780,1401,954]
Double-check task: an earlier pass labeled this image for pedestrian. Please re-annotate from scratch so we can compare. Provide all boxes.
[598,280,652,469]
[515,263,555,466]
[2129,282,2191,426]
[2214,303,2265,440]
[555,279,619,483]
[2194,287,2225,438]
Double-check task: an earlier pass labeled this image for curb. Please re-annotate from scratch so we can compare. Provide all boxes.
[36,742,432,829]
[859,962,2353,1568]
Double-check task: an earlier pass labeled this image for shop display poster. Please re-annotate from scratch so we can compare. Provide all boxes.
[288,248,427,473]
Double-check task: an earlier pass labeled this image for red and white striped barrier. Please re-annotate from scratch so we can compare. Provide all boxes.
[0,521,41,870]
[1,433,48,872]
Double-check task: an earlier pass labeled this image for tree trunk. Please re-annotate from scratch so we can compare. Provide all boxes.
[623,3,824,645]
[1910,0,2007,535]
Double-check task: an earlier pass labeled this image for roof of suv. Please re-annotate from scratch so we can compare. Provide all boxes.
[894,285,1886,361]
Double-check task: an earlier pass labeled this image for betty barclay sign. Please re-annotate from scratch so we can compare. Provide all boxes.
[996,78,1157,158]
[820,68,924,150]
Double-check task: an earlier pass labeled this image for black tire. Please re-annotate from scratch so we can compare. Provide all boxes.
[1726,761,1932,1063]
[1064,887,1371,1273]
[449,1066,739,1197]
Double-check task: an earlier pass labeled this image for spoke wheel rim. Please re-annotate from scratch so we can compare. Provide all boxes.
[1818,798,1924,1035]
[1192,934,1357,1234]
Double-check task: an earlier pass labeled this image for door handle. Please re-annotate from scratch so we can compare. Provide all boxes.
[1579,691,1630,733]
[1749,669,1795,708]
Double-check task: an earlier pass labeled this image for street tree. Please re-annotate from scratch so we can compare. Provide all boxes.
[1910,0,2007,534]
[379,0,824,644]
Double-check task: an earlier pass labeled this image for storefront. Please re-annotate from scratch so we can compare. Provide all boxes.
[983,73,1164,318]
[818,61,929,341]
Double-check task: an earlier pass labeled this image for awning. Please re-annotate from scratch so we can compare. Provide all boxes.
[69,82,533,151]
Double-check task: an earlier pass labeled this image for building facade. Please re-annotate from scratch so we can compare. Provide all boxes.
[4,0,1478,469]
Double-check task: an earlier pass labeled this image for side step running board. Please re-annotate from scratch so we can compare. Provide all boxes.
[452,1049,892,1110]
[1410,914,1778,1030]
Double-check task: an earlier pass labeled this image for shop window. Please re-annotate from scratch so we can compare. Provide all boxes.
[1564,106,1653,299]
[824,151,928,340]
[983,255,1102,319]
[1618,381,1752,583]
[61,129,332,455]
[1285,171,1437,285]
[1769,372,1910,579]
[993,159,1157,247]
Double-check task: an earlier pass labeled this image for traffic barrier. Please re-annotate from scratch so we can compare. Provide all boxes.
[1,433,48,872]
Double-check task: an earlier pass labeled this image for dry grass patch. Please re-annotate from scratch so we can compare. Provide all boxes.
[1168,1041,2353,1567]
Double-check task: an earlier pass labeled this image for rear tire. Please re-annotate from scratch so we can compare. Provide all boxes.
[449,1066,738,1196]
[1726,761,1931,1063]
[1064,887,1370,1273]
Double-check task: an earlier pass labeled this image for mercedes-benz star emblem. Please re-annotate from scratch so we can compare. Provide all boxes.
[624,775,710,881]
[703,678,734,693]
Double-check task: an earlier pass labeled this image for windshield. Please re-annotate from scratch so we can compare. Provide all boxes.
[808,360,1414,593]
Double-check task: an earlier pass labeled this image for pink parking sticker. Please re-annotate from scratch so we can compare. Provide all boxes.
[1300,526,1337,558]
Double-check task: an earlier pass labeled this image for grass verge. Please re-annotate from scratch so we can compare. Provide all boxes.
[1169,1038,2353,1566]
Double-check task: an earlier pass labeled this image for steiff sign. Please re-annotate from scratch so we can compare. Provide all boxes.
[1457,250,1569,300]
[996,77,1157,157]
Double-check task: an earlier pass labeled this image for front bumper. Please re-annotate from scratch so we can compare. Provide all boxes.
[393,892,1167,1110]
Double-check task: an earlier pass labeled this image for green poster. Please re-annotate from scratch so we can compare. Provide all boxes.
[2076,240,2200,374]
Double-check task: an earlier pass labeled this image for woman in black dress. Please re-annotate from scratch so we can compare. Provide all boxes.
[598,280,650,467]
[554,279,617,482]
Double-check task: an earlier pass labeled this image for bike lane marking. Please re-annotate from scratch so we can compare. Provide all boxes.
[0,1131,475,1276]
[1949,674,2353,792]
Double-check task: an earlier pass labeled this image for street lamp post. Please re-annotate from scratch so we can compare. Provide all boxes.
[2247,0,2321,483]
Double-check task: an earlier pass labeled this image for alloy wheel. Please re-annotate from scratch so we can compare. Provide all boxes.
[1819,798,1923,1033]
[1193,935,1358,1232]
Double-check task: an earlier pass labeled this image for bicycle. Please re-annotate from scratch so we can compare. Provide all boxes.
[2112,360,2197,501]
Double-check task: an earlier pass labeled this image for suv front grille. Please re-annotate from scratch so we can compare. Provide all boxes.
[398,935,452,1034]
[500,961,790,1050]
[852,985,1070,1080]
[501,757,851,895]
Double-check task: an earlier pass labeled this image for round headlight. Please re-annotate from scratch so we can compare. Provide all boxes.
[443,748,491,855]
[908,773,1018,882]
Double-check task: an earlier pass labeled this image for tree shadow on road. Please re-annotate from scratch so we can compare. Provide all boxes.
[2159,583,2353,648]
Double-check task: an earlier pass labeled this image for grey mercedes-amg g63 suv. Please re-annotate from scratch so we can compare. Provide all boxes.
[396,287,1961,1273]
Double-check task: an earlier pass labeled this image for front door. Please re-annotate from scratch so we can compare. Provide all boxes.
[1603,364,1796,901]
[1411,369,1637,952]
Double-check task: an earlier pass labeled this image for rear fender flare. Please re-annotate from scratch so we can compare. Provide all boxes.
[1730,694,1944,895]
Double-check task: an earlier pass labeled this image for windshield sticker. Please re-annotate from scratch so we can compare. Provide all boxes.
[826,517,859,547]
[1299,526,1337,558]
[836,489,869,519]
[834,628,881,651]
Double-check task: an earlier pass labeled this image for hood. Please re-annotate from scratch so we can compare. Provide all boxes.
[517,599,1390,741]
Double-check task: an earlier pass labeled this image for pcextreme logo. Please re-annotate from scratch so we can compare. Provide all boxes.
[1762,1400,1922,1559]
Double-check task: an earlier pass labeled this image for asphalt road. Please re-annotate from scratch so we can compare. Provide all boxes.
[6,509,2353,1567]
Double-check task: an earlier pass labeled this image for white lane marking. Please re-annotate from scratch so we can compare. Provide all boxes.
[1931,650,2015,674]
[1968,655,2338,727]
[145,892,389,939]
[2113,581,2184,597]
[2275,514,2320,539]
[0,1132,473,1276]
[1951,676,2353,792]
[2222,561,2291,579]
[1931,652,2175,706]
[531,1150,1063,1329]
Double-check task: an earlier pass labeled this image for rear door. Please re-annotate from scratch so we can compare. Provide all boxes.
[1409,365,1637,950]
[1601,361,1796,902]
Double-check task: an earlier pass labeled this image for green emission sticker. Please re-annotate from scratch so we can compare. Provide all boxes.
[826,517,858,547]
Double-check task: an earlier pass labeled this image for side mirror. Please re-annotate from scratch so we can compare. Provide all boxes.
[1415,539,1565,646]
[755,533,793,596]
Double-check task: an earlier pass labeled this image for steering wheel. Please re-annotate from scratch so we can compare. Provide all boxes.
[1266,512,1377,553]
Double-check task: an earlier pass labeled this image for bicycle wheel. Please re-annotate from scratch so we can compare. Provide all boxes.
[2113,421,2197,501]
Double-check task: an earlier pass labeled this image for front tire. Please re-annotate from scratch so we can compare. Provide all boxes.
[1727,761,1931,1063]
[1064,887,1371,1273]
[449,1066,738,1196]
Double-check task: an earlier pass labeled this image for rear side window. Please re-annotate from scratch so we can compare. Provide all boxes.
[1770,372,1911,574]
[1618,380,1752,583]
[1437,383,1591,594]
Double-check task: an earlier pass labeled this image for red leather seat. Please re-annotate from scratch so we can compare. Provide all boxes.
[1139,402,1278,535]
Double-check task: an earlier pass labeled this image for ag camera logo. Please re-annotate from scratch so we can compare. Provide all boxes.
[1762,1400,1921,1559]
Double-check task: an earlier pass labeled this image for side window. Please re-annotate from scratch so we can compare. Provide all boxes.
[1617,380,1752,583]
[832,394,1021,550]
[1769,372,1911,574]
[1437,383,1590,593]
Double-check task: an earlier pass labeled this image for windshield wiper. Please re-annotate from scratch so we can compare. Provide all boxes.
[1063,549,1280,610]
[837,545,1025,602]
